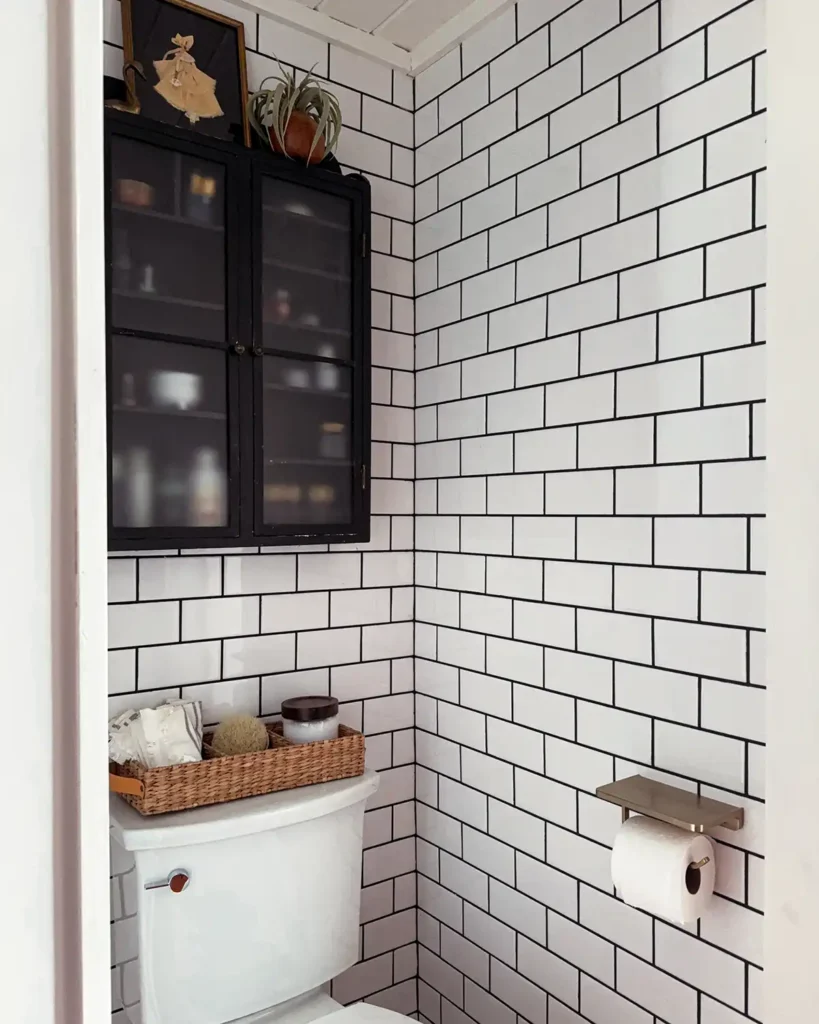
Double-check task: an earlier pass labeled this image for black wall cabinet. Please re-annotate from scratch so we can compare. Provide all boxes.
[105,112,371,550]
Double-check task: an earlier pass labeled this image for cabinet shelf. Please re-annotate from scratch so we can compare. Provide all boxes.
[262,320,349,338]
[262,258,349,282]
[266,458,352,468]
[112,289,225,311]
[112,203,224,232]
[262,205,346,231]
[113,404,226,421]
[263,382,351,398]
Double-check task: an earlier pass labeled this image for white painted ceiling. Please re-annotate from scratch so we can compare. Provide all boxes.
[292,0,478,51]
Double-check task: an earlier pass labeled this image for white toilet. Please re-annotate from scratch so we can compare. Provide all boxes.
[110,769,408,1024]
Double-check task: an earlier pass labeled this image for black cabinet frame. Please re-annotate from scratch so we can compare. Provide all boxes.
[105,111,371,551]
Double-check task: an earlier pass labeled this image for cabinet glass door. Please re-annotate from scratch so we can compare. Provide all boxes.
[110,336,230,529]
[110,135,226,342]
[257,176,357,530]
[108,131,237,537]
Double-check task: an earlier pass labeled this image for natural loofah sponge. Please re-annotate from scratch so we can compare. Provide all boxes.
[211,714,269,756]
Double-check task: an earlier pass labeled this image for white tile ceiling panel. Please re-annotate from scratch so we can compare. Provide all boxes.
[311,0,479,51]
[242,0,511,74]
[319,0,408,33]
[378,0,477,50]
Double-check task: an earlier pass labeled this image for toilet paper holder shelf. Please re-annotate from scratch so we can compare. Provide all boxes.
[596,774,744,833]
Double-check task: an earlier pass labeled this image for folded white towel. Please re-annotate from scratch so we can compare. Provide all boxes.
[109,699,203,768]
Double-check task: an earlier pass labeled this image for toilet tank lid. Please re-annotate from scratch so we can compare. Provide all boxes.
[109,769,379,851]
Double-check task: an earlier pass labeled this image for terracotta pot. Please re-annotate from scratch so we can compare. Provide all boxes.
[268,111,327,164]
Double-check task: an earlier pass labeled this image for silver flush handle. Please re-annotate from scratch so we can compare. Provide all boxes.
[144,869,190,893]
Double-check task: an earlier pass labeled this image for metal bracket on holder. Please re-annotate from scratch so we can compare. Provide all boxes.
[596,775,744,834]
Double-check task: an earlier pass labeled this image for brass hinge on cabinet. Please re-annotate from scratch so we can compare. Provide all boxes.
[361,233,368,258]
[361,464,367,491]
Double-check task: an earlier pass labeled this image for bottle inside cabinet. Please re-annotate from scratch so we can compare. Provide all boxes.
[110,334,229,529]
[260,356,352,527]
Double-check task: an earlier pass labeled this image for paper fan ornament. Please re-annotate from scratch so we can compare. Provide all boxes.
[153,33,223,124]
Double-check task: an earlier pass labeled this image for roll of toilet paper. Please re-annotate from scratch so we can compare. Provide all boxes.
[611,815,716,925]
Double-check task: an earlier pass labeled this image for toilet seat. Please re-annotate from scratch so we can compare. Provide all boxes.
[323,1004,410,1024]
[227,991,409,1024]
[236,999,409,1024]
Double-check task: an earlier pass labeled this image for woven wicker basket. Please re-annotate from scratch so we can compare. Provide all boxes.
[109,722,365,816]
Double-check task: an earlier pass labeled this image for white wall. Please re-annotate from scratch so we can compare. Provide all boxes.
[2,1,109,1023]
[766,2,819,1020]
[413,1,766,1021]
[2,4,59,1018]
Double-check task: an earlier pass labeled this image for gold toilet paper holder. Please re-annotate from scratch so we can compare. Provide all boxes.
[596,774,745,834]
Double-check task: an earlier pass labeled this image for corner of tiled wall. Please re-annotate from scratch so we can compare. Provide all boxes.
[412,1,765,1023]
[104,0,417,1018]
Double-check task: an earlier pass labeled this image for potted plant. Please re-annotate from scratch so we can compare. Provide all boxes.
[247,64,342,165]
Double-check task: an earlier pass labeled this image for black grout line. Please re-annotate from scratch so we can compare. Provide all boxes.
[416,328,762,401]
[416,218,762,313]
[414,657,761,744]
[415,48,764,191]
[416,106,765,237]
[416,863,758,1019]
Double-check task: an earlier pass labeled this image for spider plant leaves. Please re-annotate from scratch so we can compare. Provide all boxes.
[308,100,331,164]
[246,59,344,162]
[270,82,289,152]
[324,94,343,153]
[275,94,287,150]
[296,86,324,111]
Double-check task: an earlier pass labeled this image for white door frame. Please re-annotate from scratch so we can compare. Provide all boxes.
[28,0,819,1020]
[3,1,110,1021]
[766,2,819,1020]
[70,0,113,1019]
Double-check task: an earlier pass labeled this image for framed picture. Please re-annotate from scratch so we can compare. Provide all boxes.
[119,0,250,146]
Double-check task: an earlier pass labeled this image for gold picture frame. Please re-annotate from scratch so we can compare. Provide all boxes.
[115,0,251,147]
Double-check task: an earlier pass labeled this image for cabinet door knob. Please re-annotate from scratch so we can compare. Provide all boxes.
[145,870,190,893]
[233,343,246,355]
[253,346,263,357]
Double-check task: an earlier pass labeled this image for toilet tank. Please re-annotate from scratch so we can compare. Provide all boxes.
[110,771,379,1024]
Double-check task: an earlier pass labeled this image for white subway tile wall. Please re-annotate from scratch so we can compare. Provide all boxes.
[413,3,764,1024]
[106,0,766,1020]
[104,1,416,1019]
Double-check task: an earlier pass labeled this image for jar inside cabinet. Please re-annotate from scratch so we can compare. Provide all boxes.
[110,135,226,343]
[110,336,230,530]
